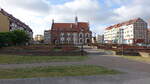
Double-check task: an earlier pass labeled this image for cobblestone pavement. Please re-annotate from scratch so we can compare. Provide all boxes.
[1,47,150,84]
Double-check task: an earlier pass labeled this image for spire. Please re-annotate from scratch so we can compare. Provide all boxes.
[52,19,54,23]
[75,16,78,23]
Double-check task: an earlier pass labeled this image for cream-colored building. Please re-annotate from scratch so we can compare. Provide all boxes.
[0,12,9,32]
[34,35,44,42]
[104,18,148,45]
[0,8,33,39]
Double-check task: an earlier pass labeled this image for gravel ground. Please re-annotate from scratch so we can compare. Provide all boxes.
[1,47,150,84]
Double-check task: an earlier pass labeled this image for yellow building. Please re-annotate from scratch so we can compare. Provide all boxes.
[34,35,44,42]
[0,12,9,32]
[0,8,33,38]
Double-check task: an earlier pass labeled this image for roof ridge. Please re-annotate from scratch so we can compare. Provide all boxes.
[106,17,142,30]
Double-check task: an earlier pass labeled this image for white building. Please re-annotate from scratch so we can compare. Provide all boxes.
[96,35,104,43]
[104,18,148,45]
[148,29,150,44]
[44,30,51,44]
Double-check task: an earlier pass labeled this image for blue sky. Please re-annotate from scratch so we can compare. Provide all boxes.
[0,0,150,36]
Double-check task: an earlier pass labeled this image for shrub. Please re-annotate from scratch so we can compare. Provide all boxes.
[0,30,30,47]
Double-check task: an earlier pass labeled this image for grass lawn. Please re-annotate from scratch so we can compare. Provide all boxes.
[0,54,88,64]
[0,65,121,79]
[122,56,150,63]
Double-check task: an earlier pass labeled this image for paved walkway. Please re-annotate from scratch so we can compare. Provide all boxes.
[1,47,150,84]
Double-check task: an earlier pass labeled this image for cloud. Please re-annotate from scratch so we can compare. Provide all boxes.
[1,0,150,36]
[0,0,50,14]
[49,0,117,28]
[0,0,115,36]
[49,0,100,21]
[113,0,150,22]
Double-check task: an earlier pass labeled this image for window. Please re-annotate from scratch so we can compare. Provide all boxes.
[79,33,83,38]
[60,33,64,37]
[67,33,70,37]
[80,39,83,43]
[86,33,89,38]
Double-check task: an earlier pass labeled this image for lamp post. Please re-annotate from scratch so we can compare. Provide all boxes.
[120,28,124,56]
[81,42,84,56]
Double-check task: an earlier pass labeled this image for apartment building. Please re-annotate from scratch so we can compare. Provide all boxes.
[0,8,33,39]
[51,17,92,45]
[104,18,148,45]
[44,30,51,44]
[96,35,104,44]
[148,29,150,44]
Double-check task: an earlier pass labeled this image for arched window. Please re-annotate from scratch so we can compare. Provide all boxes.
[79,33,83,38]
[86,33,89,38]
[60,33,64,37]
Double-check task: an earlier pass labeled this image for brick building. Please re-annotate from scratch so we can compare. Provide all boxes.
[104,18,148,45]
[51,17,92,45]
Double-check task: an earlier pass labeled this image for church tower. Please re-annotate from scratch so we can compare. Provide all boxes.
[75,16,78,24]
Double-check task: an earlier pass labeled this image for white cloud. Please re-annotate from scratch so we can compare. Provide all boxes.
[113,0,150,22]
[0,0,50,14]
[1,0,150,36]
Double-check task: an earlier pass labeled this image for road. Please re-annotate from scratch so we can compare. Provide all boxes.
[1,47,150,84]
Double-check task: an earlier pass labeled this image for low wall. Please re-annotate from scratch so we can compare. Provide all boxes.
[102,49,140,56]
[139,52,150,57]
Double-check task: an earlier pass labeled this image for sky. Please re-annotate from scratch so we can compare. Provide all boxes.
[0,0,150,36]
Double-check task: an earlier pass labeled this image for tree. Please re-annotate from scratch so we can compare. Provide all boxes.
[0,32,14,47]
[11,30,30,45]
[0,30,30,47]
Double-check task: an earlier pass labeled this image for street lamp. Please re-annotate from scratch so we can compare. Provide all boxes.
[120,28,124,56]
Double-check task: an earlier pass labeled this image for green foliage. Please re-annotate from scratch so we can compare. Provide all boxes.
[0,30,30,47]
[11,30,30,45]
[0,32,14,47]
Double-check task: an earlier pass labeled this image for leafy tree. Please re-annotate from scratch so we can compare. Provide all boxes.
[0,30,30,47]
[11,30,30,45]
[0,32,14,47]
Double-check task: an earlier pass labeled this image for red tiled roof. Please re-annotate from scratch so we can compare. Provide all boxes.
[52,22,89,32]
[105,18,141,30]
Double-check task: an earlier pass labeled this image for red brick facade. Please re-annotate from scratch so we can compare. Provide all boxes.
[51,17,92,45]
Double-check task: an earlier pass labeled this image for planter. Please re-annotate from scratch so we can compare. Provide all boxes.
[139,52,150,57]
